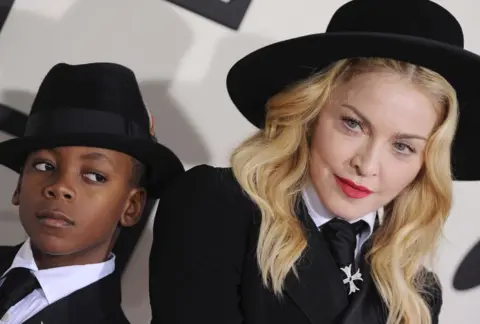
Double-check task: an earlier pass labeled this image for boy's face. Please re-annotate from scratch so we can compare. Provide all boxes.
[12,146,146,261]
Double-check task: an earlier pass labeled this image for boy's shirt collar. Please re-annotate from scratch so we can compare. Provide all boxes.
[1,238,115,305]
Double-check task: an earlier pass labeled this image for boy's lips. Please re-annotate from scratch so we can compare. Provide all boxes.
[36,209,75,228]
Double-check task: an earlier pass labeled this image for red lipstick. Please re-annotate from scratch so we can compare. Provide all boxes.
[335,175,373,199]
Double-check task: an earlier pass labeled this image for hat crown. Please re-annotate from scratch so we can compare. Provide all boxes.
[30,62,150,136]
[327,0,464,48]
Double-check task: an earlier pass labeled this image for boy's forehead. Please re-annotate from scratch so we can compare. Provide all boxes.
[27,146,134,165]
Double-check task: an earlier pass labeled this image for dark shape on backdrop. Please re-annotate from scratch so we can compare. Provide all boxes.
[164,0,251,30]
[453,240,480,291]
[0,0,14,33]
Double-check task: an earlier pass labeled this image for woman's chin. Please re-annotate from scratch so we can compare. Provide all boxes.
[324,195,379,221]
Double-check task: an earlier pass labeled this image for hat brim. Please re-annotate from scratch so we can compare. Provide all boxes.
[226,32,480,181]
[0,133,184,197]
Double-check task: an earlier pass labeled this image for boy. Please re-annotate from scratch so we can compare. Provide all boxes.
[0,62,184,324]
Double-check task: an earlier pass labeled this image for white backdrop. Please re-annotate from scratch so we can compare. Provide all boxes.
[0,0,478,323]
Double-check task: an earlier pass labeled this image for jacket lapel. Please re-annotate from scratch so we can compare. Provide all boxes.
[338,252,385,323]
[23,272,128,324]
[284,201,349,324]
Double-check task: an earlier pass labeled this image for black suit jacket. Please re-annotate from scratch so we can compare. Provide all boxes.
[0,245,130,324]
[149,164,442,324]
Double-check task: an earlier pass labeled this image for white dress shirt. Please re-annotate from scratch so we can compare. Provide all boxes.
[302,182,382,263]
[0,239,115,324]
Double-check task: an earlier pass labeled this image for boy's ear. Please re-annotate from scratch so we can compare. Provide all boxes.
[11,178,22,206]
[119,188,147,227]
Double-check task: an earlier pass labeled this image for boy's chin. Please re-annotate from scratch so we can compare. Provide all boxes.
[29,236,79,256]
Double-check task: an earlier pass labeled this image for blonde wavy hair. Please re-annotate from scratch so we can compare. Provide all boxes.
[231,57,458,324]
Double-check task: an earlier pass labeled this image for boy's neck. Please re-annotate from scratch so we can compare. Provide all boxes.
[31,242,112,270]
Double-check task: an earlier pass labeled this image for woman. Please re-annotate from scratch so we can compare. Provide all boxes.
[150,1,480,324]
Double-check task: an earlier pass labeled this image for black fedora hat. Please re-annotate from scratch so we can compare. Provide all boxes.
[226,0,480,180]
[0,62,184,197]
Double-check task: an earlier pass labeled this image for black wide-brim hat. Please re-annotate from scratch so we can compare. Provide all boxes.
[0,62,184,197]
[227,0,480,181]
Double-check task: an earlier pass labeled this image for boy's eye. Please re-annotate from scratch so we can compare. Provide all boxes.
[84,173,107,183]
[34,162,54,171]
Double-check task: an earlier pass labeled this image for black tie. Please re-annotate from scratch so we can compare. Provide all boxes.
[0,267,40,318]
[321,218,368,299]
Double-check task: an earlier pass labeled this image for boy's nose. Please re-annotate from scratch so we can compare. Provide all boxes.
[44,182,75,201]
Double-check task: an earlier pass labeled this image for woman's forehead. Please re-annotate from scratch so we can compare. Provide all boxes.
[330,72,438,137]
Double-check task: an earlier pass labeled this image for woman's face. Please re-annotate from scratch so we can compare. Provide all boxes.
[310,71,439,221]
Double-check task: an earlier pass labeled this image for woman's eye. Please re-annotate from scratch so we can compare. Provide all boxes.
[34,162,54,171]
[394,142,415,154]
[341,116,362,131]
[84,173,107,183]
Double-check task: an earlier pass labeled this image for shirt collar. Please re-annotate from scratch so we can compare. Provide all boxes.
[302,181,379,238]
[1,239,116,305]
